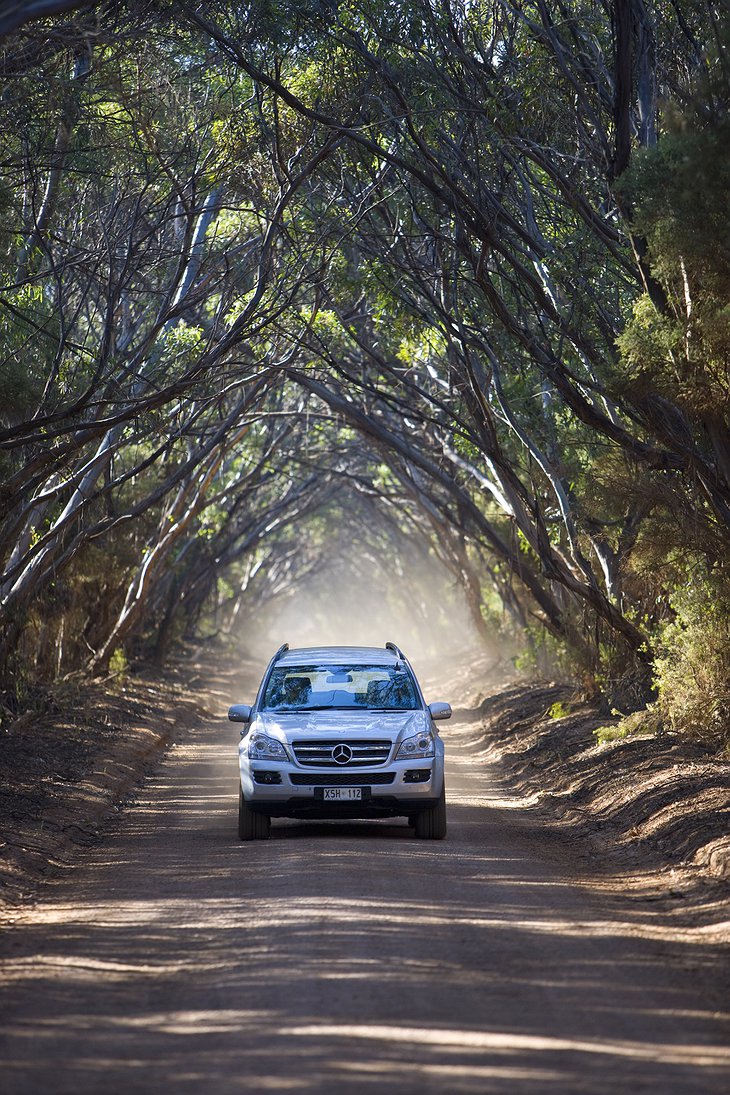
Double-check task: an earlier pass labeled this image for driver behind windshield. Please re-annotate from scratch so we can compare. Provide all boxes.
[263,664,418,711]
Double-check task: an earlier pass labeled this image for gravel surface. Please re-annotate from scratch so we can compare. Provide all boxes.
[0,652,728,1093]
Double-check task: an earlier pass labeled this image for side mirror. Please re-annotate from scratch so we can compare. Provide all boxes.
[228,704,252,723]
[428,701,452,721]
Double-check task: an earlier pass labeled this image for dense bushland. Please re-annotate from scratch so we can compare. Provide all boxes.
[0,1,728,747]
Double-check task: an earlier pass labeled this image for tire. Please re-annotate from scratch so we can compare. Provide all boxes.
[238,785,271,841]
[414,785,447,840]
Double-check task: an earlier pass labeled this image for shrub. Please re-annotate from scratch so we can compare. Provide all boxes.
[652,564,730,751]
[593,708,662,746]
[108,648,129,678]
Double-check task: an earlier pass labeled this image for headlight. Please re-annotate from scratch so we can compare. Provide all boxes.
[395,731,435,760]
[247,734,288,761]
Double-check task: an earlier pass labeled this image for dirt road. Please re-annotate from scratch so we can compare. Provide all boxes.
[1,673,728,1094]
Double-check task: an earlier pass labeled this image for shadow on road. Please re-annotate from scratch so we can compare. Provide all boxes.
[1,717,728,1095]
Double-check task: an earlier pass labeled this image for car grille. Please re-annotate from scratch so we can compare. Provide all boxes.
[291,739,392,767]
[290,772,396,786]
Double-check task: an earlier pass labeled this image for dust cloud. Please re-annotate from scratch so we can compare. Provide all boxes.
[243,544,486,678]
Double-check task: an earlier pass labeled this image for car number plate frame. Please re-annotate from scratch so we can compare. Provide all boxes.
[321,787,364,801]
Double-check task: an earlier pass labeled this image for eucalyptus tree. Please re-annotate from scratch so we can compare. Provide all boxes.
[1,0,727,721]
[180,0,727,691]
[182,0,727,501]
[0,5,338,681]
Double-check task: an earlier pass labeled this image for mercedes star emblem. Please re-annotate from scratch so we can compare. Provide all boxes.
[332,743,352,765]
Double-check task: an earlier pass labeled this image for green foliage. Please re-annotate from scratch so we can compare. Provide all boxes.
[108,648,129,678]
[617,106,730,418]
[513,626,573,680]
[159,323,205,368]
[547,700,571,720]
[593,708,661,746]
[0,284,55,418]
[652,564,730,751]
[616,295,681,395]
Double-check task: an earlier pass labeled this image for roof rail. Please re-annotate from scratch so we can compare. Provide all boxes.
[273,642,289,661]
[385,641,405,659]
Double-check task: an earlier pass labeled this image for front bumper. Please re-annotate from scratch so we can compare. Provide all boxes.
[239,759,443,819]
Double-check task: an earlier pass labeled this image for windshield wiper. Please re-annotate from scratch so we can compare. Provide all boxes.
[302,705,398,711]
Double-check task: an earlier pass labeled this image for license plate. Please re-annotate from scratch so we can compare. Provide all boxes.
[322,787,363,801]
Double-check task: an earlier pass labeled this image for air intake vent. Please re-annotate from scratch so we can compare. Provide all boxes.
[290,772,395,786]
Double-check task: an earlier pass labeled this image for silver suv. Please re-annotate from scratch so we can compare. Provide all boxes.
[228,643,451,840]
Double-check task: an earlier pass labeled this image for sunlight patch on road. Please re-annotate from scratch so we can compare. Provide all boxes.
[118,1008,270,1035]
[2,956,172,979]
[338,1058,566,1084]
[22,893,724,946]
[288,1022,730,1068]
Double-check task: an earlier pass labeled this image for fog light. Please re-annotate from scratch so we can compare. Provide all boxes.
[252,770,282,785]
[404,769,431,784]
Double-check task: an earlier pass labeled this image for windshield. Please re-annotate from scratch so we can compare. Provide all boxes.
[262,663,420,711]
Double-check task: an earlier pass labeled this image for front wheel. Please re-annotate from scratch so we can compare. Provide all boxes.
[414,785,447,840]
[238,785,271,841]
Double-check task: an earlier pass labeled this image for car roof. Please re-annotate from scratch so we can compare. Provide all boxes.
[277,645,400,667]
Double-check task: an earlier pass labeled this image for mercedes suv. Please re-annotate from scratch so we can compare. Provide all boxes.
[228,643,451,840]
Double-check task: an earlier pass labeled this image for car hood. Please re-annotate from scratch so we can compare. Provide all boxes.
[253,709,427,743]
